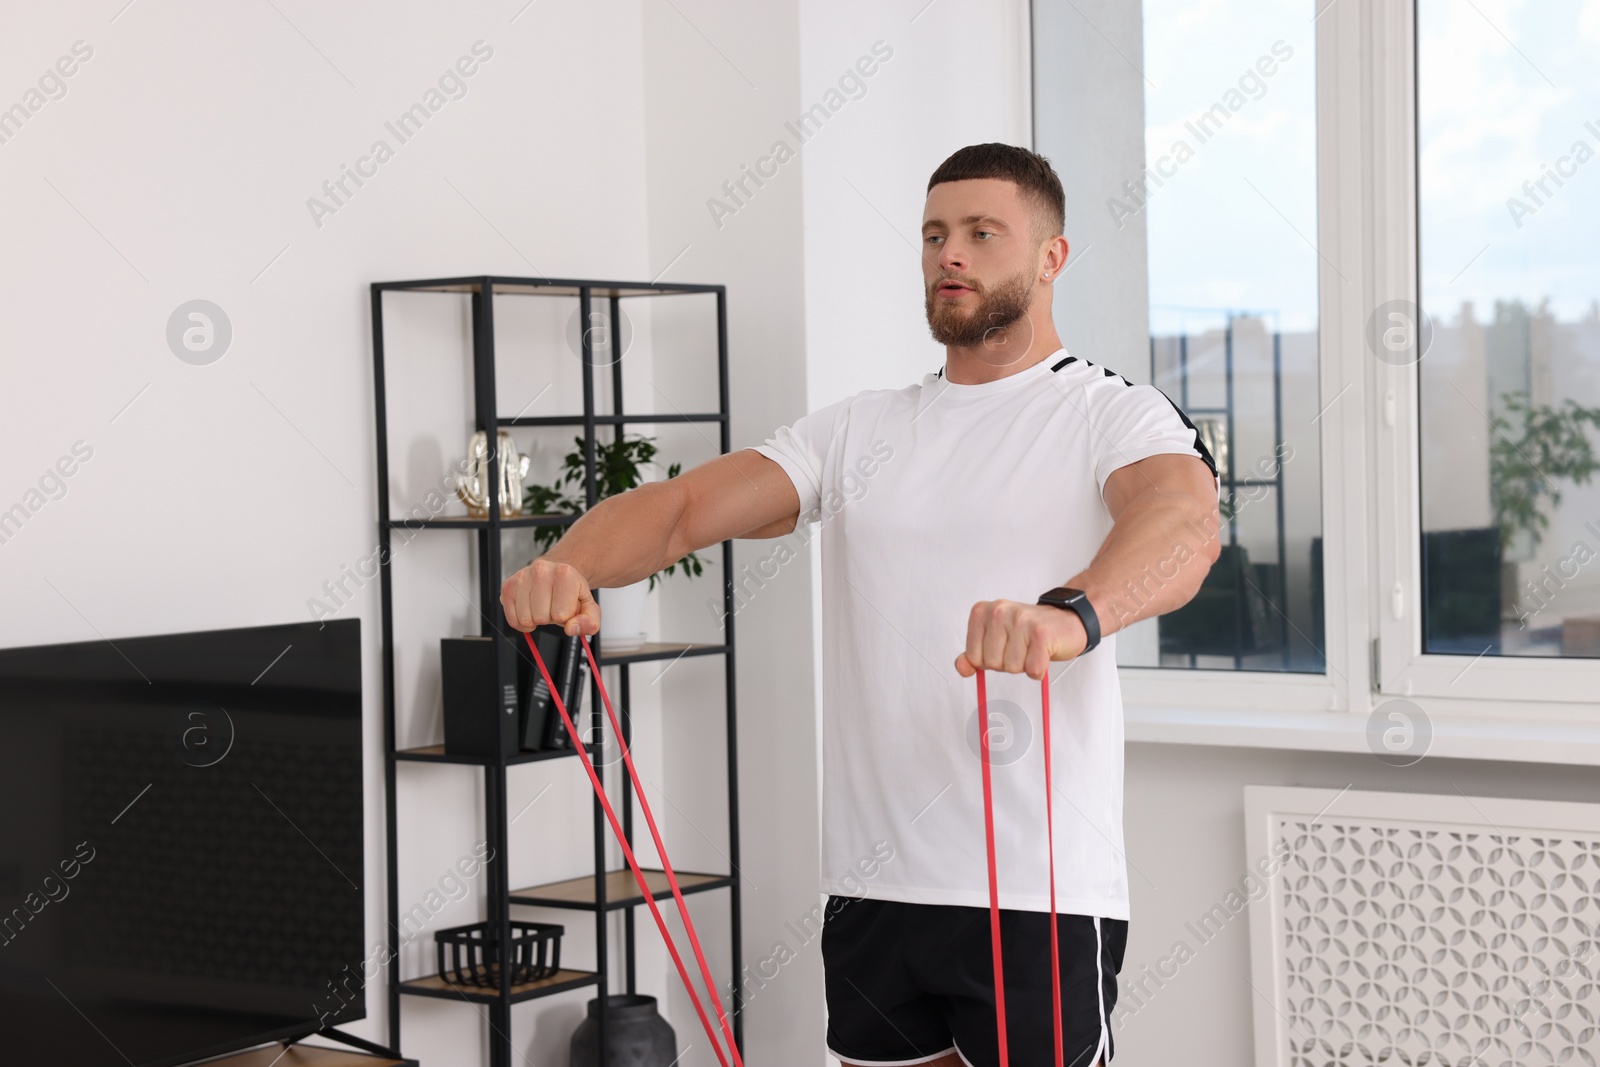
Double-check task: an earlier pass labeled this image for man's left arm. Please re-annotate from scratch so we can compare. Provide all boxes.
[954,452,1221,679]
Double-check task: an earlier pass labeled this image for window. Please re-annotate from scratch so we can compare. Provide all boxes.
[1417,0,1600,662]
[1034,0,1600,719]
[1122,0,1324,674]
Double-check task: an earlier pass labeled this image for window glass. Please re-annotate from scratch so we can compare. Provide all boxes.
[1417,0,1600,659]
[1124,0,1324,671]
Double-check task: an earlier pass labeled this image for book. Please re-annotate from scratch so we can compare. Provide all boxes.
[519,626,565,752]
[562,635,590,744]
[541,633,584,751]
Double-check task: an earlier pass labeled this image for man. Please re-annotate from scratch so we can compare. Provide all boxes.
[501,143,1220,1066]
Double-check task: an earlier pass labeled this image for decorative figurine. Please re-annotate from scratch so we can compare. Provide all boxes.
[456,430,530,519]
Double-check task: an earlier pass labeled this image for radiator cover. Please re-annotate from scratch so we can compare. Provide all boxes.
[1245,785,1600,1067]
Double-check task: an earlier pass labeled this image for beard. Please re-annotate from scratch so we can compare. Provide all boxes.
[925,266,1034,348]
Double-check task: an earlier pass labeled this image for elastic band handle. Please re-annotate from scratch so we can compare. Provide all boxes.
[524,630,735,1067]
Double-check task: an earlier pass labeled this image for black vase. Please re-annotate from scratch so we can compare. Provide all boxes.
[570,994,678,1066]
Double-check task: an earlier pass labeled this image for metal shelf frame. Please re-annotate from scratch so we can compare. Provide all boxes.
[371,275,743,1067]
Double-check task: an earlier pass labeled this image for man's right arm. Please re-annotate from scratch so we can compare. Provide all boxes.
[499,449,801,634]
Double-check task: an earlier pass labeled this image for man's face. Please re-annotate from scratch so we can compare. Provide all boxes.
[921,178,1042,349]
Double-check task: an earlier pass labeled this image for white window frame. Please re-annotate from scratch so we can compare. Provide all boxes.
[1114,0,1600,738]
[1118,0,1363,719]
[1370,0,1600,714]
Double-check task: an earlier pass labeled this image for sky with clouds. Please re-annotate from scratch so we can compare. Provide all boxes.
[1418,0,1600,325]
[1142,0,1318,335]
[1140,0,1600,334]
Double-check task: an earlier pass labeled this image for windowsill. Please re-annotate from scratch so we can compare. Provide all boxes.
[1123,703,1600,767]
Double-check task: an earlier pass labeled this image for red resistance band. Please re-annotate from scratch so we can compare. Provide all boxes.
[524,631,744,1067]
[526,631,1060,1067]
[976,669,1064,1067]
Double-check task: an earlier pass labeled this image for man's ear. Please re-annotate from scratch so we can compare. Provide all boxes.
[1039,232,1070,278]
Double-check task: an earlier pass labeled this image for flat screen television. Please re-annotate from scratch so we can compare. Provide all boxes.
[0,619,365,1066]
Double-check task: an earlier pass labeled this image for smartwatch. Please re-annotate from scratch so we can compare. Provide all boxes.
[1037,586,1101,655]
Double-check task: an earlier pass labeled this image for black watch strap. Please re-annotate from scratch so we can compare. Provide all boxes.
[1037,586,1101,654]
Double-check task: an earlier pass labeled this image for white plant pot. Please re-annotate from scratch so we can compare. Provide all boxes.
[601,578,650,651]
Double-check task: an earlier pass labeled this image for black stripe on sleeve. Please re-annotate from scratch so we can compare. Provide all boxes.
[1154,387,1219,481]
[1052,356,1216,479]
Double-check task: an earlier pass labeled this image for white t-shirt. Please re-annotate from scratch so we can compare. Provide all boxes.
[752,348,1218,919]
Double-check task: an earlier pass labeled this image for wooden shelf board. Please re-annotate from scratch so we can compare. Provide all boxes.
[510,868,732,910]
[398,967,597,1005]
[498,413,728,427]
[394,742,595,766]
[597,641,727,666]
[387,512,579,531]
[374,276,719,298]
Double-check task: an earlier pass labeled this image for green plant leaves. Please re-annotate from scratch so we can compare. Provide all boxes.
[1489,390,1600,556]
[522,433,712,585]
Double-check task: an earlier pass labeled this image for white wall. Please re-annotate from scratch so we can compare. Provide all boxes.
[0,1,675,1064]
[0,0,1053,1061]
[9,2,1491,1066]
[1033,0,1152,379]
[792,3,1032,1062]
[637,1,818,1062]
[637,3,1034,1063]
[2,0,851,1061]
[798,0,1034,406]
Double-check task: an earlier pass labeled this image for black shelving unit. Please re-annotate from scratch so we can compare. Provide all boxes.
[370,275,743,1066]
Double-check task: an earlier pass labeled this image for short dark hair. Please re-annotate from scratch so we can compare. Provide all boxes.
[926,143,1065,244]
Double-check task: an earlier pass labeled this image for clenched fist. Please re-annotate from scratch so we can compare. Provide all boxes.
[954,598,1089,680]
[500,558,602,636]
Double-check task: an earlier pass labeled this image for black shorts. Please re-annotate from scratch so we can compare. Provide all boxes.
[821,895,1127,1067]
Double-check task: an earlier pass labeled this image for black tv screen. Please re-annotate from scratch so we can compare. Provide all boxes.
[0,619,365,1066]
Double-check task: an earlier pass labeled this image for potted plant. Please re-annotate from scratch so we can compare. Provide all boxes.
[1489,388,1600,623]
[1489,391,1600,555]
[523,433,710,649]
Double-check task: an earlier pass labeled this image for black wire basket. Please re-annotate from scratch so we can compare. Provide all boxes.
[434,920,564,988]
